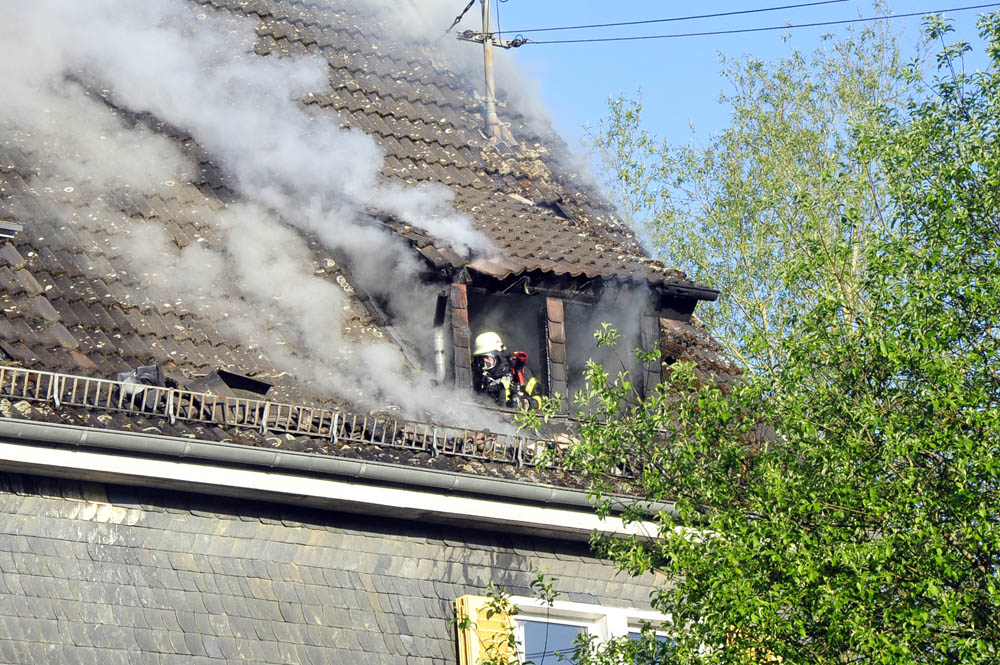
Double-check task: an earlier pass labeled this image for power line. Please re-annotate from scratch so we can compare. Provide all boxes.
[445,0,476,35]
[517,3,1000,45]
[496,0,849,35]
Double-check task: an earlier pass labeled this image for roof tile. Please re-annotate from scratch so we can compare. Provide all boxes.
[0,243,26,269]
[41,322,79,350]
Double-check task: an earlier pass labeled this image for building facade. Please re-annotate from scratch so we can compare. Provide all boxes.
[0,1,731,662]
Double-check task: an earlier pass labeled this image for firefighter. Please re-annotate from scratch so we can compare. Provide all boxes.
[472,332,541,409]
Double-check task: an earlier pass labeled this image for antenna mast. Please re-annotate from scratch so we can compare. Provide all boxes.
[480,0,501,141]
[457,0,518,144]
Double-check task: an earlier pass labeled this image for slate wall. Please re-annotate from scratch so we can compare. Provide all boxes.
[0,472,656,665]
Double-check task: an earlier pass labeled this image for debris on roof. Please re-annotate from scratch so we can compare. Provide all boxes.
[115,364,166,410]
[0,363,615,488]
[0,220,22,240]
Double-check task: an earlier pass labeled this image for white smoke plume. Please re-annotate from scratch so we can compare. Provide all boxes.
[0,0,524,428]
[22,1,491,256]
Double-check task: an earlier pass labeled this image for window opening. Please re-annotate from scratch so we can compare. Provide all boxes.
[467,291,546,408]
[564,301,644,401]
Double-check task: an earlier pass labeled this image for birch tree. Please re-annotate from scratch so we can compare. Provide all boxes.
[589,18,910,375]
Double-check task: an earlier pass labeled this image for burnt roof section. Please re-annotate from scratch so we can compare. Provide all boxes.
[660,316,740,383]
[0,0,718,391]
[220,0,711,294]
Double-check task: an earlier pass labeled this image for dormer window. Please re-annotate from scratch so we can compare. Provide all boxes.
[451,279,671,412]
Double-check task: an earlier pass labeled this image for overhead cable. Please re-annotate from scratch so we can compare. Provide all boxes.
[496,0,849,35]
[445,0,476,35]
[517,3,1000,45]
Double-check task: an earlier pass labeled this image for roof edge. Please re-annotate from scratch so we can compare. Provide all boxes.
[0,418,674,530]
[657,281,720,302]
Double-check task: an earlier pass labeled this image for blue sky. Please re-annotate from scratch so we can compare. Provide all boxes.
[472,1,997,154]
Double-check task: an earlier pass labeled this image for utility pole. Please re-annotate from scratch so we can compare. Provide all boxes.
[456,0,522,144]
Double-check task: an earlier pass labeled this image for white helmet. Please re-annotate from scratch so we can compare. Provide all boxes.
[473,331,504,356]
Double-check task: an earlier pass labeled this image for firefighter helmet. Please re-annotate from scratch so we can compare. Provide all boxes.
[473,331,504,356]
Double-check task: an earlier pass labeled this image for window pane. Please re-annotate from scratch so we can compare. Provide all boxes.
[521,619,584,664]
[564,300,646,402]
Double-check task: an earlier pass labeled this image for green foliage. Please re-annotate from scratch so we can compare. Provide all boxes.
[572,11,1000,665]
[588,7,912,375]
[572,626,681,665]
[530,572,559,607]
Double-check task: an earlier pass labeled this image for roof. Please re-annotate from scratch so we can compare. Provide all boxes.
[0,0,725,489]
[232,0,706,290]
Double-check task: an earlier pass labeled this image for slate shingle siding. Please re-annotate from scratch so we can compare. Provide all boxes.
[0,472,656,664]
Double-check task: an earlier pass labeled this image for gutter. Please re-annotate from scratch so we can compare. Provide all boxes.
[659,281,719,302]
[0,417,674,521]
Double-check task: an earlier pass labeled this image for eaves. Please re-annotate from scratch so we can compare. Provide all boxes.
[0,418,668,542]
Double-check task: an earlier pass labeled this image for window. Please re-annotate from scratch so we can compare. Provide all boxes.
[564,301,647,402]
[456,594,670,665]
[467,292,546,391]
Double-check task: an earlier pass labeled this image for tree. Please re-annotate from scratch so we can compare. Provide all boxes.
[554,12,1000,665]
[588,13,911,375]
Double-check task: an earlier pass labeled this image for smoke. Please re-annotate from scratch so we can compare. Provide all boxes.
[362,0,571,151]
[25,1,491,255]
[0,0,520,428]
[564,285,653,402]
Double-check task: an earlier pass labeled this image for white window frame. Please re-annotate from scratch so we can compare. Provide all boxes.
[509,596,671,662]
